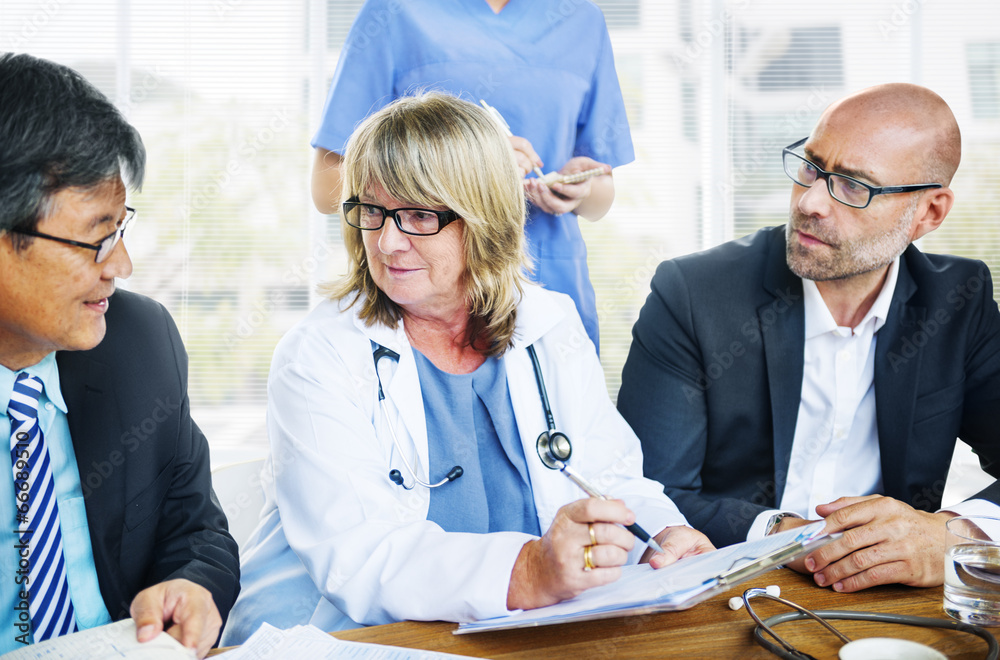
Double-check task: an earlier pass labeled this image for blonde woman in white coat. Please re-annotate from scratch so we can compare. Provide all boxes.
[222,93,713,643]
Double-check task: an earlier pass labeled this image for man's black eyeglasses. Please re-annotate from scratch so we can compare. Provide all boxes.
[12,206,136,263]
[782,138,941,209]
[343,200,458,236]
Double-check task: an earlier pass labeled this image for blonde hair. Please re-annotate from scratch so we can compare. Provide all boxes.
[321,92,530,356]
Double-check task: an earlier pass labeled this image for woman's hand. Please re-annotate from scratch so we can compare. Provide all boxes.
[523,157,613,218]
[642,526,716,568]
[508,135,544,177]
[506,498,639,611]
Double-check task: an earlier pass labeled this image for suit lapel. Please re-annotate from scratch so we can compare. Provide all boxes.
[58,352,122,498]
[760,230,805,502]
[874,252,922,498]
[56,350,127,612]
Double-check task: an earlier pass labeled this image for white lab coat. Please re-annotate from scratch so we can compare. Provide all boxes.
[221,284,687,644]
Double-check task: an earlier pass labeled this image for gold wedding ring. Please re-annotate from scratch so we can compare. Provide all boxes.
[583,544,596,572]
[589,523,597,546]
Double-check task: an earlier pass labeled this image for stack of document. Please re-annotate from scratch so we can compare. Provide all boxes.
[217,623,474,659]
[1,618,477,659]
[1,619,195,659]
[457,521,829,633]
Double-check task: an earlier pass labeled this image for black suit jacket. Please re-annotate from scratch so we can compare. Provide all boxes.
[618,226,1000,547]
[55,290,240,625]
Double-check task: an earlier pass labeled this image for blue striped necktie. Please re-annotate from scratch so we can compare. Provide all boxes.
[8,372,77,642]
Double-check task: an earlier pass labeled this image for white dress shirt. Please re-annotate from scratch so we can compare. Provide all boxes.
[779,259,899,517]
[747,258,1000,540]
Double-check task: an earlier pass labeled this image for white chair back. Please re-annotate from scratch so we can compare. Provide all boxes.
[211,458,267,552]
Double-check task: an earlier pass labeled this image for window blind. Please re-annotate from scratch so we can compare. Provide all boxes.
[588,0,1000,400]
[2,0,997,459]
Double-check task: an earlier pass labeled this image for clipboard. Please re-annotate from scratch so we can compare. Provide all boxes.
[537,167,607,186]
[455,521,834,634]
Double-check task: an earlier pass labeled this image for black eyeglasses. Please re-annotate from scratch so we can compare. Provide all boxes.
[12,206,136,263]
[342,200,458,236]
[782,138,942,209]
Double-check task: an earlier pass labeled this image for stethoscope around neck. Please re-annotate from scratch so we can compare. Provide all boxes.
[526,344,573,469]
[373,345,463,489]
[371,343,571,489]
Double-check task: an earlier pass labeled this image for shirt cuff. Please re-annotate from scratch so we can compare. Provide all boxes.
[746,510,802,542]
[483,533,537,619]
[939,499,1000,518]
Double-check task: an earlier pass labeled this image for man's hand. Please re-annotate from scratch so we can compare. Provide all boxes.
[643,526,715,568]
[802,495,956,592]
[131,578,222,659]
[770,515,820,573]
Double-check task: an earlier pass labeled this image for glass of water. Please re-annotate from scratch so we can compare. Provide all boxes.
[944,515,1000,626]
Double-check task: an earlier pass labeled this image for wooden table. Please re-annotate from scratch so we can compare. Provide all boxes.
[322,570,992,659]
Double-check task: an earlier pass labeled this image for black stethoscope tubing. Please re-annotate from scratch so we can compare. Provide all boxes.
[527,344,573,469]
[373,344,463,489]
[527,343,557,432]
[372,342,572,488]
[743,590,998,660]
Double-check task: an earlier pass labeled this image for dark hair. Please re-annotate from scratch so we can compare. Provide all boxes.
[0,53,145,247]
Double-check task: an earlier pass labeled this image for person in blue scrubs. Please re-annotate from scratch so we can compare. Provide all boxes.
[310,0,635,352]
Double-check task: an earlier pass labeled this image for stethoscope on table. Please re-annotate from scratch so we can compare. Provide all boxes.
[371,343,576,489]
[371,342,665,553]
[734,586,998,659]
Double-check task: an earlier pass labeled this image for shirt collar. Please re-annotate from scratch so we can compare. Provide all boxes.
[0,352,68,415]
[802,256,901,340]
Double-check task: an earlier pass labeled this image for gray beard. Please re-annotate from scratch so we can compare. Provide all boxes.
[785,201,916,281]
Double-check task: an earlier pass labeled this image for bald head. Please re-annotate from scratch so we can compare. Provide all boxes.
[816,83,961,186]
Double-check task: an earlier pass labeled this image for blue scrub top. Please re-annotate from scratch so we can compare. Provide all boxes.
[414,349,541,536]
[314,0,635,351]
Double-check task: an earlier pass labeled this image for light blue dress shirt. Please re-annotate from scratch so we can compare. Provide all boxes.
[0,353,111,652]
[414,350,541,537]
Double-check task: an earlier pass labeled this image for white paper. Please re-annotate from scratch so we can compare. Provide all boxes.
[215,623,474,659]
[1,619,195,659]
[457,521,829,633]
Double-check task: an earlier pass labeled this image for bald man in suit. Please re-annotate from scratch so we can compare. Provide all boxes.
[619,83,1000,593]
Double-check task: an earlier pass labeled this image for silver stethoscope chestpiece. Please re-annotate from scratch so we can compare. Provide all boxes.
[536,431,572,470]
[838,638,946,660]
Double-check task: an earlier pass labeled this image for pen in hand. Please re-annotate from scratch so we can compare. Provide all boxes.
[479,99,546,179]
[555,460,667,556]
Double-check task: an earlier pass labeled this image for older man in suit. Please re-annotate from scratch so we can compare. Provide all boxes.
[618,83,1000,593]
[0,53,238,657]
